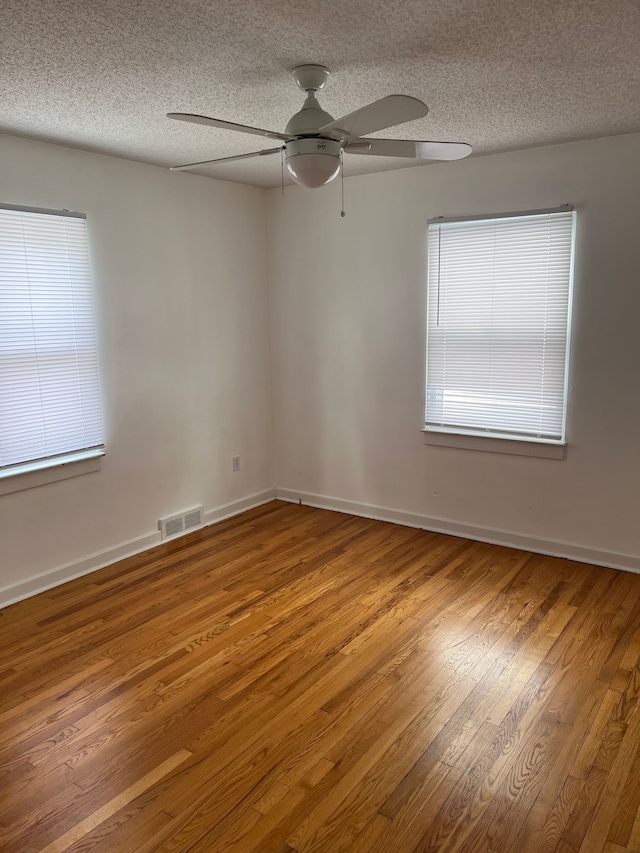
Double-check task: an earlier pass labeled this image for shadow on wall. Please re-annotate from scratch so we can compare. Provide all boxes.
[302,211,424,506]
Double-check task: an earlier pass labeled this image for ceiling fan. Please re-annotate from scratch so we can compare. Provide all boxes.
[168,65,472,188]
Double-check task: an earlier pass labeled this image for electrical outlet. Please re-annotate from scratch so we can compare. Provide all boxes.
[232,456,240,472]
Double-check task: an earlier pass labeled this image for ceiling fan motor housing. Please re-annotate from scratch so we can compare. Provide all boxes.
[285,138,342,188]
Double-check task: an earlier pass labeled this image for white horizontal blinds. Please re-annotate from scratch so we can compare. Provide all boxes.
[0,207,104,468]
[426,210,575,442]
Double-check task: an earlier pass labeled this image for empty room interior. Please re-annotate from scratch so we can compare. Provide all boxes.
[1,1,640,851]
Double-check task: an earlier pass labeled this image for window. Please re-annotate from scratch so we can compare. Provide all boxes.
[425,207,576,446]
[0,204,104,479]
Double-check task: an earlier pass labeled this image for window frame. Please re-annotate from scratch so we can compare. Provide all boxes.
[423,205,576,454]
[0,202,105,487]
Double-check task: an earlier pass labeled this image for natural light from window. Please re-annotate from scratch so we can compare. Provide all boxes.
[0,205,104,474]
[425,208,576,444]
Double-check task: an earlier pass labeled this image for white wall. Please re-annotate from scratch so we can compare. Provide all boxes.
[268,133,640,566]
[3,130,639,604]
[0,134,274,601]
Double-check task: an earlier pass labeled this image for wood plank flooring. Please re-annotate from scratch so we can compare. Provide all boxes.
[2,500,640,852]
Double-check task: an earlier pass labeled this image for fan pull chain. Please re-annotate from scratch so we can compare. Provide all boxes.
[340,149,345,217]
[281,148,285,196]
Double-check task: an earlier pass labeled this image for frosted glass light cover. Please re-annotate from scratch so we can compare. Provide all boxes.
[286,154,341,188]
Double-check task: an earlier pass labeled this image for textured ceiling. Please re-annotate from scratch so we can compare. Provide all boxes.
[0,0,639,188]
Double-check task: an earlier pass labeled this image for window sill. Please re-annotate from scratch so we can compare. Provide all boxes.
[0,448,105,495]
[422,430,566,459]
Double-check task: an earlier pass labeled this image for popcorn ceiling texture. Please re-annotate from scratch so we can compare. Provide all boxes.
[0,0,638,188]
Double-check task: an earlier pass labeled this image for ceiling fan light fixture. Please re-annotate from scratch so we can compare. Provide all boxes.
[285,138,341,188]
[286,153,341,188]
[168,66,473,183]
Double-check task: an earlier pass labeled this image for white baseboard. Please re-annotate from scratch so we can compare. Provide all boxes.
[203,489,276,527]
[274,488,640,575]
[5,484,637,611]
[0,488,276,610]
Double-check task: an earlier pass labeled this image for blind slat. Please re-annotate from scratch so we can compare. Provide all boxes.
[425,210,576,442]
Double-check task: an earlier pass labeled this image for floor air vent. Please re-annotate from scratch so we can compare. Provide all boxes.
[159,506,204,540]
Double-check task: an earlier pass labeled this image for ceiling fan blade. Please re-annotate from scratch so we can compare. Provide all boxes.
[168,113,292,142]
[346,138,472,161]
[319,95,428,141]
[170,147,283,171]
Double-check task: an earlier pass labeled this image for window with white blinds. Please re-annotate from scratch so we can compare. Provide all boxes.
[425,208,576,444]
[0,204,104,474]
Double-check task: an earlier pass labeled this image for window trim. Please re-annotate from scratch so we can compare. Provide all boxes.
[0,448,104,495]
[424,204,576,448]
[0,447,105,481]
[422,429,566,459]
[0,202,105,479]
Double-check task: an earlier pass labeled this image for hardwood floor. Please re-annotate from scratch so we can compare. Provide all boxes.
[2,500,640,853]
